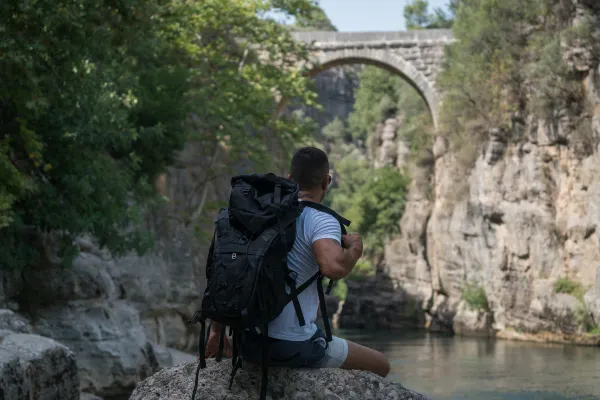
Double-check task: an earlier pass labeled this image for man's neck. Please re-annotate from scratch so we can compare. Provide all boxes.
[298,190,322,203]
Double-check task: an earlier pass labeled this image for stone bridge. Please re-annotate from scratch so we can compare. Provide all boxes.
[292,30,454,129]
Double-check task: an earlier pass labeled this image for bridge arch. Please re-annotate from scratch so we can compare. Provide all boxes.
[292,30,455,130]
[308,49,440,129]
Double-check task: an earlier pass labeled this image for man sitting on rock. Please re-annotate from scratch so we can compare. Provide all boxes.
[205,146,390,378]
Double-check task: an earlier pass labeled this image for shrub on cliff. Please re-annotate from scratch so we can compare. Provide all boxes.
[438,0,598,167]
[0,0,320,269]
[461,283,490,311]
[553,277,599,332]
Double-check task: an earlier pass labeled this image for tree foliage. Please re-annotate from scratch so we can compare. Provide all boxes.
[404,0,458,29]
[327,159,410,258]
[291,2,337,31]
[348,67,433,158]
[437,0,597,165]
[0,0,320,269]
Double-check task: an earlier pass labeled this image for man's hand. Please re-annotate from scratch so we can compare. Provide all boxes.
[342,233,363,257]
[203,324,232,359]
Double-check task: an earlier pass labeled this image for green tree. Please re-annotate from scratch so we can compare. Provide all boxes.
[348,67,433,158]
[404,0,430,29]
[349,67,401,141]
[328,159,410,258]
[292,3,337,31]
[0,0,320,269]
[404,0,457,29]
[437,0,595,165]
[322,117,347,142]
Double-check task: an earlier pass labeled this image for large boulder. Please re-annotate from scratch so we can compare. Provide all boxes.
[0,333,79,400]
[0,309,32,333]
[129,360,430,400]
[33,300,161,397]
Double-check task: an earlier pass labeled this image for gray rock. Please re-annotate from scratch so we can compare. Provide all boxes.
[152,343,196,370]
[20,252,117,305]
[375,118,401,168]
[0,309,32,333]
[168,347,197,366]
[339,278,426,330]
[33,300,160,397]
[129,360,430,400]
[432,136,447,159]
[141,313,189,349]
[584,289,600,327]
[0,333,79,400]
[151,343,175,370]
[452,301,494,337]
[80,393,105,400]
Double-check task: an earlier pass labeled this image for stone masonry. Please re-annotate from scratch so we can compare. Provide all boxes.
[292,30,454,129]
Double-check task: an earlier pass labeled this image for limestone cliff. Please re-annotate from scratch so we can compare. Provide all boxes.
[341,2,600,344]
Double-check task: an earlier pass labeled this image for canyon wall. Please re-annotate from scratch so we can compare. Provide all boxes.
[341,2,600,344]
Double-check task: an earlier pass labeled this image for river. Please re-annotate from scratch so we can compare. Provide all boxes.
[335,328,600,400]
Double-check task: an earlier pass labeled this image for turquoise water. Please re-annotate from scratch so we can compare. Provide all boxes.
[335,328,600,400]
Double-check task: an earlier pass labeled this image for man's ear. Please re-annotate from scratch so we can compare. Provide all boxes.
[322,175,329,191]
[287,174,292,180]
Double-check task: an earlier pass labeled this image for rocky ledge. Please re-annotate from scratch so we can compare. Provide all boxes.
[0,331,79,400]
[130,360,430,400]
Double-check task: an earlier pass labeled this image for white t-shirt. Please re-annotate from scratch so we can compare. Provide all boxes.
[267,207,342,341]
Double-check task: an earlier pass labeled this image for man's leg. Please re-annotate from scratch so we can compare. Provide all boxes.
[318,336,390,377]
[341,339,390,377]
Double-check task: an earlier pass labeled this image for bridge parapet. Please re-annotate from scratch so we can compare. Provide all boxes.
[292,29,453,44]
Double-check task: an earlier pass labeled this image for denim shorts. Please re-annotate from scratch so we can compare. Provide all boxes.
[241,328,348,369]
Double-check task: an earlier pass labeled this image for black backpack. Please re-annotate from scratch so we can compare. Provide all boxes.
[188,173,350,400]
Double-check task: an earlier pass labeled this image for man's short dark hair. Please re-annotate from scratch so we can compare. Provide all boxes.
[290,147,329,190]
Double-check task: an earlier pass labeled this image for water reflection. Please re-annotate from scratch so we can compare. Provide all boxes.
[334,328,600,400]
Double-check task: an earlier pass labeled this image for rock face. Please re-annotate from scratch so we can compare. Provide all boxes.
[33,300,161,396]
[341,1,600,343]
[129,360,430,400]
[338,277,425,330]
[0,332,79,400]
[302,66,361,129]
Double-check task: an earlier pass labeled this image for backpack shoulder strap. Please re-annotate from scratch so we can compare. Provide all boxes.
[300,201,351,235]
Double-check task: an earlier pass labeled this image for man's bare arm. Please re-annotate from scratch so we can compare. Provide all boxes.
[312,234,363,280]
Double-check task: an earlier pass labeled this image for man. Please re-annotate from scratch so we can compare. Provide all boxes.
[205,146,390,377]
